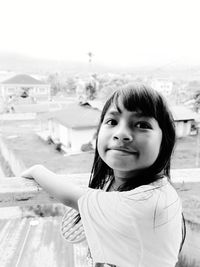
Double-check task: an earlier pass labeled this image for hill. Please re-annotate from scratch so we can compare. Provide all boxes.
[0,52,131,75]
[1,52,200,81]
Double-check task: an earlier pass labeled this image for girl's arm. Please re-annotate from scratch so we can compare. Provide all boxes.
[21,164,86,210]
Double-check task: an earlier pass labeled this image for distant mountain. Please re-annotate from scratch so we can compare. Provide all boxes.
[1,52,200,81]
[0,52,129,75]
[0,52,86,74]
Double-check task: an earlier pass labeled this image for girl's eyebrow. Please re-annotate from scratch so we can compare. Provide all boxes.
[106,108,147,118]
[105,110,120,116]
[106,105,122,115]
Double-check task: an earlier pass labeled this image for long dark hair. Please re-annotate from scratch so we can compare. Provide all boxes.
[89,83,176,191]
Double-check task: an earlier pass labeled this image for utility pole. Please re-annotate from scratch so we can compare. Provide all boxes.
[88,51,93,64]
[87,51,94,73]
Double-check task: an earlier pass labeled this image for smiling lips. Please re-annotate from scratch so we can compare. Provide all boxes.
[107,147,138,155]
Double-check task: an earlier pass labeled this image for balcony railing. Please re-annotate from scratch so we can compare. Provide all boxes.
[0,174,89,208]
[0,171,200,266]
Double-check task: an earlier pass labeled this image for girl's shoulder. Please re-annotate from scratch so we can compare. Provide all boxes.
[119,177,173,202]
[118,177,181,220]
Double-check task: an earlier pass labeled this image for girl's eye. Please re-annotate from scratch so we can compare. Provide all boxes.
[135,122,151,129]
[105,119,117,126]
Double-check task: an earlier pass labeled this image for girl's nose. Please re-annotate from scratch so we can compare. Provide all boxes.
[113,125,133,142]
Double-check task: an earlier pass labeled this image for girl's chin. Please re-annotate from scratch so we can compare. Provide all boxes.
[106,158,154,174]
[106,160,139,173]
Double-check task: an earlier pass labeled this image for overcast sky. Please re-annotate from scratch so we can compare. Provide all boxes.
[0,0,200,68]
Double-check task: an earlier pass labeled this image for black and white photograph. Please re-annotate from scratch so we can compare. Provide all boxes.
[0,0,200,266]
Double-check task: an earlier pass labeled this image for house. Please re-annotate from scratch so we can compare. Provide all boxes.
[38,103,101,153]
[0,74,50,102]
[170,105,197,137]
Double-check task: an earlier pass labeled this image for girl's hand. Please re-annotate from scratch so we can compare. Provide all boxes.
[22,164,85,210]
[21,164,43,180]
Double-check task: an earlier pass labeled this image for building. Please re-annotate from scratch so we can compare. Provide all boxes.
[171,105,197,138]
[0,74,50,102]
[38,103,101,153]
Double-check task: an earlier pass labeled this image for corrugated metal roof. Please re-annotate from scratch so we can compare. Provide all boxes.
[1,74,46,85]
[170,105,196,121]
[0,217,75,267]
[38,103,101,129]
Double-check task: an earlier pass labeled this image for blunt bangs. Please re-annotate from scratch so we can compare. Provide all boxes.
[113,84,164,121]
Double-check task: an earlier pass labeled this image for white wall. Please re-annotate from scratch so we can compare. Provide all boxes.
[175,121,192,138]
[49,119,96,152]
[49,120,60,142]
[70,128,96,152]
[0,84,50,101]
[59,124,71,149]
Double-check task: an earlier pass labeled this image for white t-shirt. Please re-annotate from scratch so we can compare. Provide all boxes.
[78,178,182,267]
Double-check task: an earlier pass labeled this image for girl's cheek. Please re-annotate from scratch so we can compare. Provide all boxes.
[98,127,109,138]
[97,136,103,152]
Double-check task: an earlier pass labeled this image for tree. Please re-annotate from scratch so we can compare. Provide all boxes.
[47,73,61,96]
[65,77,76,94]
[98,75,131,101]
[85,80,96,100]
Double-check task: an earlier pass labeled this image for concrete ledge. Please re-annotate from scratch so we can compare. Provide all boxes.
[171,168,200,183]
[0,174,89,207]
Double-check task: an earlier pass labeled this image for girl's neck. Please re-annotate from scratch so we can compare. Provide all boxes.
[113,170,140,185]
[111,169,158,191]
[110,171,138,191]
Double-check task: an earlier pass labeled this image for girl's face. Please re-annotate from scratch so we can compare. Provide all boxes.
[97,100,162,179]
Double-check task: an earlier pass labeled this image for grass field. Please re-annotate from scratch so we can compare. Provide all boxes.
[172,134,200,169]
[174,182,200,225]
[0,120,94,174]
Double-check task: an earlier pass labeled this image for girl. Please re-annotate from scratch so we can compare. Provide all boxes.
[22,84,185,267]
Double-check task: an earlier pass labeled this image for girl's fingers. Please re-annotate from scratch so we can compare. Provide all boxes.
[20,169,34,179]
[21,165,40,179]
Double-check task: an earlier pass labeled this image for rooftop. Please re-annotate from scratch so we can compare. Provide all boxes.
[1,74,46,85]
[170,105,197,121]
[0,217,76,267]
[39,103,101,129]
